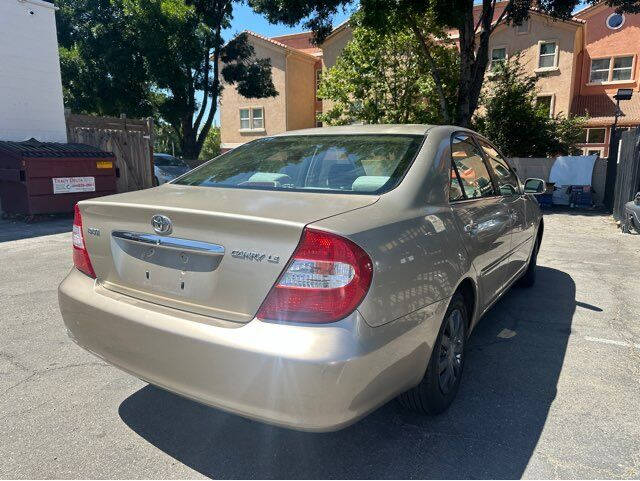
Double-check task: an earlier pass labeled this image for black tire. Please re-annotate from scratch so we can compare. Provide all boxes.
[398,292,467,415]
[622,216,631,233]
[153,176,160,187]
[517,235,539,288]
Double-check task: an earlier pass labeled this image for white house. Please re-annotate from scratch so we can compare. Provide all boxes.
[0,0,67,142]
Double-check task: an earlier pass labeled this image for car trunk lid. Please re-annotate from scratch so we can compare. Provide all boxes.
[79,184,377,322]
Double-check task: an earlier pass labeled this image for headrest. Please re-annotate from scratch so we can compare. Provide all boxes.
[351,176,390,192]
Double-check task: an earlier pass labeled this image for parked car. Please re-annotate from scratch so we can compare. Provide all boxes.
[58,125,543,432]
[622,192,640,233]
[153,153,191,185]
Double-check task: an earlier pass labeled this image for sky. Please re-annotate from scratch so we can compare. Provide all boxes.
[203,3,354,127]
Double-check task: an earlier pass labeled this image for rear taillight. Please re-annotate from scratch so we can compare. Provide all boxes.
[257,228,373,323]
[72,204,96,278]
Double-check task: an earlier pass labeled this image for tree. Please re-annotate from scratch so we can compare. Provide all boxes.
[248,0,640,127]
[317,13,458,125]
[57,0,156,118]
[154,121,183,156]
[57,0,277,159]
[198,126,221,160]
[474,55,586,157]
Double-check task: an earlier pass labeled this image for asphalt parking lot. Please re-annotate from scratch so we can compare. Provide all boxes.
[1,210,639,479]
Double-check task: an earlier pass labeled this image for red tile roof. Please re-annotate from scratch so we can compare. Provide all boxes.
[270,32,322,56]
[244,30,320,60]
[571,94,640,126]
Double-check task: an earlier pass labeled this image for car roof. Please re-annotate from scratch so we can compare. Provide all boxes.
[275,124,436,136]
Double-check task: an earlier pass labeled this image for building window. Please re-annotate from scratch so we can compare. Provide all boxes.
[536,94,554,117]
[239,108,250,129]
[490,47,507,70]
[581,127,606,144]
[584,148,604,157]
[590,56,634,83]
[606,13,625,30]
[515,20,529,35]
[590,58,611,83]
[315,111,323,128]
[251,107,264,129]
[538,41,558,69]
[612,56,633,81]
[315,69,322,100]
[239,107,264,131]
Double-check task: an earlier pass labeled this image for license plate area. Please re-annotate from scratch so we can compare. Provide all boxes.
[110,232,223,299]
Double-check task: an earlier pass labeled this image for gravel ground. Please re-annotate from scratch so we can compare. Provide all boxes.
[1,209,639,479]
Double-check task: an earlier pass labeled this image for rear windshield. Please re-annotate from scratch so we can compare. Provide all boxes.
[155,155,187,167]
[174,134,423,194]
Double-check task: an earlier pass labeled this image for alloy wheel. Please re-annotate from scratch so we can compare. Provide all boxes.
[438,308,465,395]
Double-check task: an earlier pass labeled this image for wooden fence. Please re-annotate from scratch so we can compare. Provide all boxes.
[613,127,640,220]
[65,112,154,193]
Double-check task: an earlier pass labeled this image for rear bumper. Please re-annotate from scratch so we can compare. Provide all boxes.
[58,268,446,431]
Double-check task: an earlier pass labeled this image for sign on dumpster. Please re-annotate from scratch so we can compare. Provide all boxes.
[52,177,96,194]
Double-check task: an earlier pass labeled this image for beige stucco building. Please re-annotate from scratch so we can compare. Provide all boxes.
[220,3,640,157]
[219,32,321,151]
[485,11,583,119]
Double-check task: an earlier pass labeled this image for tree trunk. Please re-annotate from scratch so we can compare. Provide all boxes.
[180,117,199,159]
[457,0,496,127]
[456,0,476,127]
[409,18,450,124]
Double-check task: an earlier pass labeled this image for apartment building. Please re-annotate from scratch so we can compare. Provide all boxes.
[219,32,322,152]
[571,3,640,157]
[219,3,640,157]
[486,10,584,118]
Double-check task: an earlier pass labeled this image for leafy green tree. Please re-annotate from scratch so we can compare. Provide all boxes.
[318,14,458,125]
[57,0,155,118]
[57,0,277,159]
[474,56,585,157]
[198,126,221,160]
[154,121,183,156]
[248,0,640,127]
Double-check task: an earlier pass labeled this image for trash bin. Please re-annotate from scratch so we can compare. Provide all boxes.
[0,139,117,217]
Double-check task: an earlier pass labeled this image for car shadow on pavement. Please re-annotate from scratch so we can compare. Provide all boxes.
[119,266,576,479]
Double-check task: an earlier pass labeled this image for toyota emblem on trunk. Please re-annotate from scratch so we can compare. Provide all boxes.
[151,215,172,235]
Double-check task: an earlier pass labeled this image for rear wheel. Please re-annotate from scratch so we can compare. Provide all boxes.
[398,293,467,415]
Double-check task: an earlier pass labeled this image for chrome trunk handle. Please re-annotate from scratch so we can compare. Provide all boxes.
[112,231,224,257]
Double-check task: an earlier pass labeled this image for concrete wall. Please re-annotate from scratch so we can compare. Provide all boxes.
[0,0,67,142]
[489,14,581,117]
[219,39,287,149]
[285,53,317,130]
[509,156,607,205]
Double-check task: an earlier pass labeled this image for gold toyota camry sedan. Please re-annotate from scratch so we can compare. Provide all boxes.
[58,125,544,431]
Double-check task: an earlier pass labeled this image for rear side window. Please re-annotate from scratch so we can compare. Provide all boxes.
[450,134,496,200]
[477,139,521,196]
[175,134,423,194]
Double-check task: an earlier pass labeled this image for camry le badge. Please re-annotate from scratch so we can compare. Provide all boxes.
[151,214,172,235]
[231,250,280,263]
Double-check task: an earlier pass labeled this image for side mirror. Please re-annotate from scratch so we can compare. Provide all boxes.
[524,178,546,194]
[635,192,640,205]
